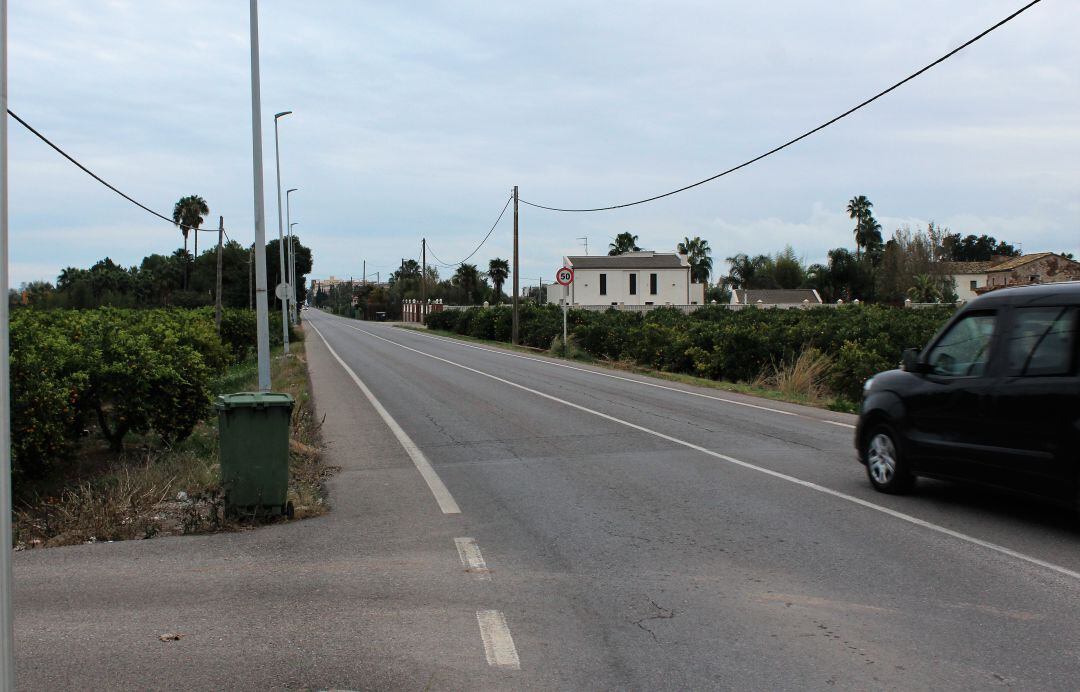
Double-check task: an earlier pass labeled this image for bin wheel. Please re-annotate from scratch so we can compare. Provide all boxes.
[284,501,295,520]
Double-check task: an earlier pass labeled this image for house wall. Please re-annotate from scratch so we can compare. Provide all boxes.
[986,255,1080,289]
[569,267,699,305]
[951,272,986,302]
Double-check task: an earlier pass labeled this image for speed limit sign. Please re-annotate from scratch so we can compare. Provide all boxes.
[556,267,574,286]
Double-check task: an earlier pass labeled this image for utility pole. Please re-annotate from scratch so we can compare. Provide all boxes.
[286,188,298,323]
[249,243,254,311]
[400,257,405,319]
[0,0,16,684]
[512,185,519,345]
[272,110,292,354]
[215,216,224,332]
[249,0,272,391]
[421,238,427,320]
[362,260,366,287]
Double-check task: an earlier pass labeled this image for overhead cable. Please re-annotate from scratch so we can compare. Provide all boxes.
[519,0,1043,212]
[425,194,513,267]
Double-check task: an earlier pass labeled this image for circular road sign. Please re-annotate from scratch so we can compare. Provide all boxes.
[275,282,292,300]
[556,267,574,286]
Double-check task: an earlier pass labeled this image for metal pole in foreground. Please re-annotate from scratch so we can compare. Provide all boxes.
[215,216,224,332]
[286,187,298,322]
[272,110,292,353]
[512,185,519,345]
[250,0,272,391]
[0,1,15,685]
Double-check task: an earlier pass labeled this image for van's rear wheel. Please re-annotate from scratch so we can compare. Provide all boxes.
[864,424,915,494]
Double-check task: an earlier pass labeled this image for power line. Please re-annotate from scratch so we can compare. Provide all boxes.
[520,0,1043,213]
[7,108,213,234]
[425,194,513,268]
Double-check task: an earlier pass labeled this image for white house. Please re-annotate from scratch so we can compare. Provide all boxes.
[546,251,706,306]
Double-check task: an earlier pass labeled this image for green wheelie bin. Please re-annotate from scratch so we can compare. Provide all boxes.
[215,392,295,517]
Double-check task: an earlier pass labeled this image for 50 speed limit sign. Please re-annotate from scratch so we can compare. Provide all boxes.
[556,267,574,286]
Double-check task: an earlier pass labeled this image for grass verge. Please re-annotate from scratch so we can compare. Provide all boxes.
[14,339,332,549]
[406,325,859,413]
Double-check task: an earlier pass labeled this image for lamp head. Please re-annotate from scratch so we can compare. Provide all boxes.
[287,188,298,194]
[274,110,293,119]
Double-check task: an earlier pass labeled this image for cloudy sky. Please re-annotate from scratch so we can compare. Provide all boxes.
[8,0,1078,290]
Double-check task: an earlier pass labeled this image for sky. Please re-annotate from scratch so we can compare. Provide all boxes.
[7,0,1079,291]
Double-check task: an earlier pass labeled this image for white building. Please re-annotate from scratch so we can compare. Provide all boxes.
[546,251,706,306]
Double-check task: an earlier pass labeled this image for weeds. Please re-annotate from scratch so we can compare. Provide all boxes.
[756,348,833,402]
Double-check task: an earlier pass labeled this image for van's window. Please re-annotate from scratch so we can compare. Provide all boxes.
[1006,307,1076,376]
[926,312,996,377]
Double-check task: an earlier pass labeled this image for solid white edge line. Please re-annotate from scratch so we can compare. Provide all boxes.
[455,537,491,580]
[476,610,520,669]
[352,325,1080,584]
[308,320,461,514]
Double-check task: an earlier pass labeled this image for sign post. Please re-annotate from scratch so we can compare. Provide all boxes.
[555,266,574,351]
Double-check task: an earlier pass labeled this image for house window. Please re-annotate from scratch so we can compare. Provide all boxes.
[650,273,658,295]
[599,273,607,295]
[969,280,978,291]
[629,274,637,295]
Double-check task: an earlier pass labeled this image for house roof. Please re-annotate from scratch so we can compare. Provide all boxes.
[939,261,997,274]
[733,289,821,305]
[565,252,688,269]
[985,252,1056,273]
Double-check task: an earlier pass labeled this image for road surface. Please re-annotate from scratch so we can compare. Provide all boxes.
[14,309,1080,690]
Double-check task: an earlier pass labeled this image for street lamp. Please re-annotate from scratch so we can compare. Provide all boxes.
[286,187,298,323]
[272,109,292,353]
[289,221,299,318]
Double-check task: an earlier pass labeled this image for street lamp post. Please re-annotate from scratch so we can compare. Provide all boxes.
[289,221,299,319]
[286,187,298,323]
[272,109,292,353]
[0,1,15,686]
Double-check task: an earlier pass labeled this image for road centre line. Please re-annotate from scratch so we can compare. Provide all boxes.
[350,325,1080,583]
[476,610,521,669]
[309,321,461,514]
[455,537,491,580]
[381,321,857,430]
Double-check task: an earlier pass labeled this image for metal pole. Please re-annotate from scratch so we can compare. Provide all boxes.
[421,238,426,320]
[0,0,15,685]
[249,243,254,311]
[286,188,297,322]
[563,303,568,352]
[272,110,292,353]
[512,185,519,345]
[215,216,224,332]
[250,0,272,391]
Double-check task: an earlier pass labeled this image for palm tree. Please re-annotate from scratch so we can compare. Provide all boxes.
[608,232,641,256]
[487,258,510,302]
[858,216,884,259]
[907,274,940,303]
[724,253,756,289]
[173,195,208,288]
[453,263,481,304]
[677,236,713,284]
[846,195,872,258]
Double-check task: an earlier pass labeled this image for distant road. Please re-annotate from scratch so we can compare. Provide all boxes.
[14,308,1080,689]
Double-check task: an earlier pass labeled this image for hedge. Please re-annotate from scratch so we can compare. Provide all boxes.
[427,304,955,401]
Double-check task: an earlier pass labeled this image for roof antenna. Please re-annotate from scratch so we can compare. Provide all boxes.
[578,237,588,255]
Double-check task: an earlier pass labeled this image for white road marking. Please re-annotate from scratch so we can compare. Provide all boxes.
[352,326,1080,583]
[309,321,461,514]
[455,537,491,580]
[476,610,520,669]
[385,321,862,429]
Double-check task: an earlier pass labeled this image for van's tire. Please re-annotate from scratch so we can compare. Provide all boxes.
[864,423,915,494]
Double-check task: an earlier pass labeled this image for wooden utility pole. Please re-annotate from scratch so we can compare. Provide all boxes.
[249,243,254,310]
[421,238,427,320]
[215,216,224,332]
[512,185,519,345]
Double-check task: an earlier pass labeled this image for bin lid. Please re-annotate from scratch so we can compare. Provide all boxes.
[215,392,295,410]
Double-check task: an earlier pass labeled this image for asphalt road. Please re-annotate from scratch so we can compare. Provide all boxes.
[13,309,1080,690]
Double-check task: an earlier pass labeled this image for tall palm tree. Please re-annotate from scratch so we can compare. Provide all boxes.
[173,195,208,288]
[487,258,510,302]
[453,263,481,304]
[608,232,641,256]
[677,236,713,284]
[907,274,940,303]
[846,195,872,258]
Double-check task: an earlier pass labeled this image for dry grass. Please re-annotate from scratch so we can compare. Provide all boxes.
[755,348,833,403]
[14,340,332,549]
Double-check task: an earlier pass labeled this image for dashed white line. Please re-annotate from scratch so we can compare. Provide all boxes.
[476,610,520,669]
[309,321,461,514]
[350,325,1080,583]
[455,537,491,580]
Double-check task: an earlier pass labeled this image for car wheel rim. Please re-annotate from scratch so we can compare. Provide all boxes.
[868,433,897,485]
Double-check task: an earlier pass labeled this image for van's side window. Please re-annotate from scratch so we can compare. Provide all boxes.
[925,312,996,377]
[1006,307,1076,376]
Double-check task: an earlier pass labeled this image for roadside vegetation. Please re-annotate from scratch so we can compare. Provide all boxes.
[424,302,955,409]
[11,307,328,549]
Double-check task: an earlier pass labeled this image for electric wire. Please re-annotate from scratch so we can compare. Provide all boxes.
[425,194,513,268]
[7,108,217,235]
[520,0,1043,213]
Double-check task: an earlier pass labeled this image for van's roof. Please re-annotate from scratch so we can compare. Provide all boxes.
[969,281,1080,308]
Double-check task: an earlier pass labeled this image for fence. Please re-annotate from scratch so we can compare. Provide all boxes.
[402,299,445,323]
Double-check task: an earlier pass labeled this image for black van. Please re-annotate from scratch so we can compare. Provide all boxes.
[855,281,1080,508]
